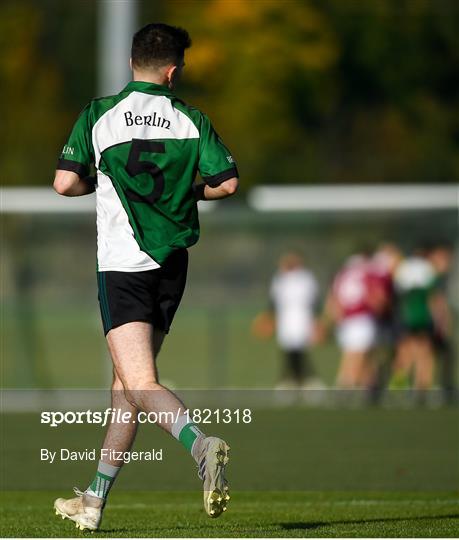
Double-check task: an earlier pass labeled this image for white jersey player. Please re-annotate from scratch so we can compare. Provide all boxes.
[269,253,320,386]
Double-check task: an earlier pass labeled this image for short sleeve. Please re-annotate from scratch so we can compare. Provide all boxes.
[56,103,94,177]
[198,114,238,187]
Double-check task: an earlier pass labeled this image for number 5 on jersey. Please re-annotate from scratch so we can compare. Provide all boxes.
[125,139,165,204]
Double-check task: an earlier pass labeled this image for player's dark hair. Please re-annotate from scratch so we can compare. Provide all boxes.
[131,23,191,70]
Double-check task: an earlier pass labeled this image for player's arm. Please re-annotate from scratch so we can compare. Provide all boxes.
[196,113,239,201]
[53,170,96,197]
[429,283,452,337]
[193,177,238,201]
[251,294,275,340]
[318,290,341,335]
[54,103,94,197]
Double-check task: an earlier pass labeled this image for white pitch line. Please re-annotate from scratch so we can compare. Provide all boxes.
[108,498,459,509]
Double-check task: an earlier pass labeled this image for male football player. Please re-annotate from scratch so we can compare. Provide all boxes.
[327,253,380,389]
[428,244,457,404]
[253,252,321,388]
[392,249,437,400]
[52,23,238,530]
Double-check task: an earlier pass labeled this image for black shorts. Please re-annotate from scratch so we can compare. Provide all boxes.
[97,248,188,336]
[396,322,434,339]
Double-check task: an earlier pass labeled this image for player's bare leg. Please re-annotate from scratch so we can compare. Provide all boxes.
[391,337,415,389]
[53,371,136,530]
[108,321,230,517]
[336,351,367,388]
[412,336,434,402]
[95,328,165,466]
[357,352,377,389]
[107,322,187,429]
[53,330,165,530]
[101,370,140,463]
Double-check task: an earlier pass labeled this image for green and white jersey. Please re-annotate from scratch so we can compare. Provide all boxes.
[57,81,238,271]
[395,256,435,330]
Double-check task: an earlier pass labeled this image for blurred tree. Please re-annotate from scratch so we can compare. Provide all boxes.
[0,2,65,185]
[153,0,339,187]
[320,0,459,183]
[0,1,95,186]
[1,0,458,187]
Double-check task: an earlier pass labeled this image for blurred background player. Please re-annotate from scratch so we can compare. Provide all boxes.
[367,243,402,403]
[252,252,322,390]
[391,248,437,402]
[428,244,457,404]
[325,251,383,390]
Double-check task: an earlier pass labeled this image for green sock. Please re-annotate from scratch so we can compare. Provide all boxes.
[85,460,120,499]
[172,413,204,453]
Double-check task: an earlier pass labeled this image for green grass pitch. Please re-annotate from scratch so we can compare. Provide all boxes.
[1,408,458,537]
[1,490,458,537]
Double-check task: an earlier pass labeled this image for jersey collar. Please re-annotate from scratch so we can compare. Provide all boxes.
[123,80,173,95]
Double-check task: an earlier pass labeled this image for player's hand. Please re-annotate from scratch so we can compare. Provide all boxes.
[311,320,326,345]
[251,312,275,339]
